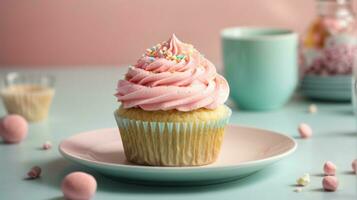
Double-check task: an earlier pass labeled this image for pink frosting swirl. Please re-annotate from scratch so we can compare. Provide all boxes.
[115,34,229,111]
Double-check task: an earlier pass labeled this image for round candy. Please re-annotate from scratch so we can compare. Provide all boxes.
[296,173,310,186]
[27,166,42,179]
[323,161,337,176]
[61,172,97,200]
[298,123,313,139]
[42,141,52,150]
[0,115,28,143]
[322,176,339,191]
[352,159,357,174]
[308,104,318,114]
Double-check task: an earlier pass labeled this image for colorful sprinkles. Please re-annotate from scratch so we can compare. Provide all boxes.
[143,41,194,63]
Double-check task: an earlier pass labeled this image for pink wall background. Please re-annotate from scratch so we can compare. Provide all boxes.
[0,0,321,67]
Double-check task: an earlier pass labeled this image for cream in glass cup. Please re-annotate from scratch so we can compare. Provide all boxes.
[0,72,55,122]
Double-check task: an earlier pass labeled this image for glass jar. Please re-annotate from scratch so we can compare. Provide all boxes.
[302,0,357,76]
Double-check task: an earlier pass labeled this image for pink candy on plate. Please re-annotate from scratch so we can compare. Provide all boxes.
[322,176,339,191]
[298,123,312,139]
[0,114,28,143]
[61,172,97,200]
[323,161,337,176]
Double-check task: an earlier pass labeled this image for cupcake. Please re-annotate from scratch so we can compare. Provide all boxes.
[114,34,230,166]
[0,73,55,122]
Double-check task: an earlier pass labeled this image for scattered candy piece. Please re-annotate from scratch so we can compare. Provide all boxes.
[294,187,303,192]
[323,161,337,176]
[322,176,339,191]
[352,159,357,174]
[0,115,28,143]
[297,173,311,186]
[42,141,52,150]
[308,104,318,114]
[298,123,313,139]
[27,166,41,179]
[61,172,97,200]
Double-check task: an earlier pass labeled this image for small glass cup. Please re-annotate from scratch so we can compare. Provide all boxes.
[0,72,55,122]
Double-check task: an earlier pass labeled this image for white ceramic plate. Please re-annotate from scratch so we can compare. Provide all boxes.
[59,125,297,185]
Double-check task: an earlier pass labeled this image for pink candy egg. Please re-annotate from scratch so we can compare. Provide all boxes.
[61,172,97,200]
[352,159,357,174]
[323,161,337,176]
[298,123,312,139]
[322,176,339,191]
[0,115,28,143]
[42,141,52,150]
[27,166,42,179]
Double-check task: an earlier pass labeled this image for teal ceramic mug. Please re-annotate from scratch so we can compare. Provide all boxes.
[222,27,298,110]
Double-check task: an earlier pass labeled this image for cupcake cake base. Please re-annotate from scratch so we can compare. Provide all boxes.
[114,105,231,166]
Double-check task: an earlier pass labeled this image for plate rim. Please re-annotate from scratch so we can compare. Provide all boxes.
[59,124,297,171]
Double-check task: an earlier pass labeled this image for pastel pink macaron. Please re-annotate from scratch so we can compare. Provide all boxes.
[352,159,357,174]
[298,123,312,139]
[61,172,97,200]
[323,161,337,176]
[0,114,28,143]
[322,176,339,191]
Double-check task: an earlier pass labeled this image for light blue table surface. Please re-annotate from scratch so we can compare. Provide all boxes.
[0,67,356,200]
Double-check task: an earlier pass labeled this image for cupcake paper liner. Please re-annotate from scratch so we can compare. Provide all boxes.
[114,109,231,166]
